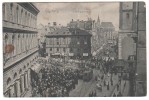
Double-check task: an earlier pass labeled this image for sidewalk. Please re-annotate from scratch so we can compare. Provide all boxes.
[96,73,119,96]
[111,79,130,96]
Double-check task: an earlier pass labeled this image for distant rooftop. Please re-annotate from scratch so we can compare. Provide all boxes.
[100,22,114,28]
[46,27,92,37]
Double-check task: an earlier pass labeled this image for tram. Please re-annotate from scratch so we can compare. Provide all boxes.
[83,69,93,82]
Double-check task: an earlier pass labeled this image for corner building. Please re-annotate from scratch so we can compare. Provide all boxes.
[46,27,92,59]
[3,3,39,97]
[119,2,146,96]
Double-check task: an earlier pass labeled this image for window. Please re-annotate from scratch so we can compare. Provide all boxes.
[56,38,59,45]
[23,66,26,69]
[70,48,73,52]
[13,73,17,79]
[12,34,15,45]
[10,3,13,21]
[21,9,23,25]
[63,48,66,52]
[57,48,59,51]
[84,41,87,44]
[19,69,22,74]
[7,77,11,85]
[16,6,19,23]
[18,34,20,39]
[5,34,8,40]
[3,4,5,20]
[126,13,129,18]
[25,12,27,26]
[28,13,30,26]
[50,48,52,51]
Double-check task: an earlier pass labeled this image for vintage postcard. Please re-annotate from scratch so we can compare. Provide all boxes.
[3,2,146,97]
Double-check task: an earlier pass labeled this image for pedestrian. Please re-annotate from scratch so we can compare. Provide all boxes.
[104,80,106,86]
[91,91,94,97]
[113,93,116,97]
[124,81,126,87]
[89,92,91,97]
[117,91,122,97]
[94,90,97,96]
[117,84,119,91]
[95,76,97,81]
[111,80,113,86]
[107,82,109,90]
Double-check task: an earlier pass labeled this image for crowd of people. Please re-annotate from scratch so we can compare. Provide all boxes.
[32,65,79,97]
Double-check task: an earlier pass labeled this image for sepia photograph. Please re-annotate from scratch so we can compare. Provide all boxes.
[2,2,146,97]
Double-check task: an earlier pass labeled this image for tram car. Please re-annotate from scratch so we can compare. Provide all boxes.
[83,69,93,82]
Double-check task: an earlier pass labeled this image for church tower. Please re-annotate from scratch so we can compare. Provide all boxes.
[96,15,100,28]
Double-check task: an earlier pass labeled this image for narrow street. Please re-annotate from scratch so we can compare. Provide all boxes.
[69,68,119,97]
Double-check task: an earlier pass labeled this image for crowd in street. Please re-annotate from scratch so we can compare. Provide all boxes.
[32,65,79,97]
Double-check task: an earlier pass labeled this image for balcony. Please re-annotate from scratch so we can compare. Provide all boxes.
[3,20,37,33]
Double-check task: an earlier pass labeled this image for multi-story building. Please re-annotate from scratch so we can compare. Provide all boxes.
[119,2,146,96]
[67,18,95,30]
[99,22,116,43]
[45,27,92,59]
[3,3,39,97]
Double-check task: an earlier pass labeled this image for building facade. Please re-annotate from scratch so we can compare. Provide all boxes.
[119,2,146,96]
[99,22,116,43]
[67,18,95,30]
[45,27,92,59]
[3,3,39,97]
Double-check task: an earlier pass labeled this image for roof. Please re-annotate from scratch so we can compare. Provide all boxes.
[46,27,92,37]
[100,22,114,28]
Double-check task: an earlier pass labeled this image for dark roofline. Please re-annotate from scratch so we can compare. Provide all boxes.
[29,3,40,13]
[45,34,92,37]
[18,3,40,15]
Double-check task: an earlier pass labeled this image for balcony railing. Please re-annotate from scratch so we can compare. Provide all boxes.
[3,20,37,32]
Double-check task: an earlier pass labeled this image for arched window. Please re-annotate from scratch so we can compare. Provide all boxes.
[28,13,30,27]
[3,3,5,20]
[25,11,27,26]
[10,3,13,22]
[18,34,20,39]
[16,5,19,24]
[7,77,11,85]
[126,13,129,19]
[12,34,15,43]
[31,15,32,27]
[4,34,8,46]
[13,73,17,79]
[21,9,23,25]
[23,66,26,69]
[19,69,22,74]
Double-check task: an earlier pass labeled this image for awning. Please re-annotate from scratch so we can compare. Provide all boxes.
[114,60,125,67]
[51,53,61,56]
[83,53,88,56]
[69,53,74,56]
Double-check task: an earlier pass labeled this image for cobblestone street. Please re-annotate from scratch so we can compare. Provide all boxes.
[69,68,121,97]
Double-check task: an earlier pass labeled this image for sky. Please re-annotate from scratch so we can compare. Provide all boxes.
[35,2,119,30]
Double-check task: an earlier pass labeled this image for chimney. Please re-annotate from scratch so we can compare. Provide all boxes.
[53,22,57,26]
[48,23,50,27]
